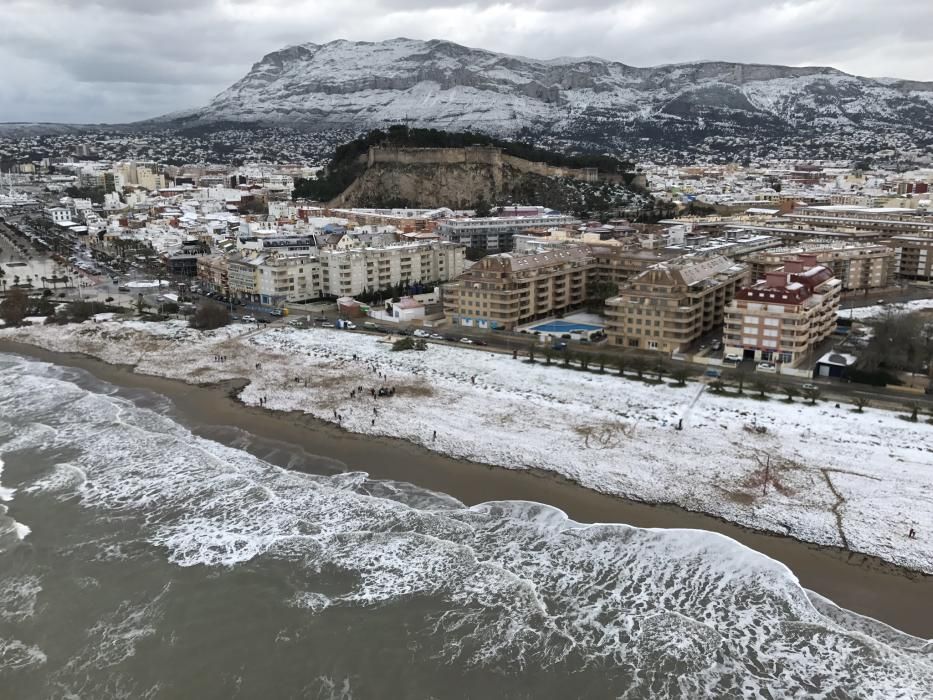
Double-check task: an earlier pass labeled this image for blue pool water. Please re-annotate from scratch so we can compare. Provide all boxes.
[528,320,603,333]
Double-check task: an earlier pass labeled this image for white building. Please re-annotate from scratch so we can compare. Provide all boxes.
[318,241,465,297]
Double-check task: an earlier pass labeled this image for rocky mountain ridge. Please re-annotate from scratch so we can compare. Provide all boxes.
[163,38,933,161]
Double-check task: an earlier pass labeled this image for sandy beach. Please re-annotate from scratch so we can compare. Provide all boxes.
[2,339,931,638]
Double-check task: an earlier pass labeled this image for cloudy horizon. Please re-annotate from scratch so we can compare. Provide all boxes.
[1,0,931,124]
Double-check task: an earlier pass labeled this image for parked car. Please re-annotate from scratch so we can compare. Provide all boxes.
[413,329,430,338]
[757,361,777,373]
[723,353,741,364]
[270,309,283,317]
[704,369,722,378]
[429,333,443,340]
[801,383,817,391]
[241,315,256,323]
[287,319,303,328]
[473,340,488,347]
[711,340,722,351]
[552,341,568,351]
[257,318,271,324]
[117,285,130,292]
[459,337,474,344]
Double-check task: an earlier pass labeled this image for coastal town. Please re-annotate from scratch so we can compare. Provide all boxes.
[1,144,932,579]
[4,6,933,694]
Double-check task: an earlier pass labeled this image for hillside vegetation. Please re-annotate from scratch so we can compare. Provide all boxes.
[293,126,647,218]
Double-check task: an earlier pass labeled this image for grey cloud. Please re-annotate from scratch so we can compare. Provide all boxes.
[0,0,930,123]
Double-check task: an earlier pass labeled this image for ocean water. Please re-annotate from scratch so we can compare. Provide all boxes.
[0,352,930,699]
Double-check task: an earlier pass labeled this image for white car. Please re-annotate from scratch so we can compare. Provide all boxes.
[241,315,256,323]
[429,333,443,340]
[413,329,430,338]
[757,361,777,373]
[801,382,818,391]
[723,353,741,363]
[459,337,474,344]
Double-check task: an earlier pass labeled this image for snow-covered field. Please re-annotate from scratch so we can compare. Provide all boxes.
[3,319,932,574]
[844,298,933,321]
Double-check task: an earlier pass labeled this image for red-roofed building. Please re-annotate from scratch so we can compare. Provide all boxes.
[722,255,841,367]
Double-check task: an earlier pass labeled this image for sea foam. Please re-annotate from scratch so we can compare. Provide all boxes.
[1,353,931,697]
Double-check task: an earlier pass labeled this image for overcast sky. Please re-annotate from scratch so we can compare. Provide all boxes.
[1,0,930,124]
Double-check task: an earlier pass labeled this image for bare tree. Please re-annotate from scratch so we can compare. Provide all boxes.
[801,386,820,405]
[0,287,28,326]
[189,303,230,330]
[671,367,690,386]
[709,379,726,393]
[629,356,646,379]
[752,377,773,399]
[616,353,627,376]
[527,343,536,363]
[781,385,797,402]
[542,347,553,366]
[854,396,869,413]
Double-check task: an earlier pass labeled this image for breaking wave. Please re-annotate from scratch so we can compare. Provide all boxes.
[0,353,931,697]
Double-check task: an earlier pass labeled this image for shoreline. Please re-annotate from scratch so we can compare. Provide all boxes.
[2,339,931,638]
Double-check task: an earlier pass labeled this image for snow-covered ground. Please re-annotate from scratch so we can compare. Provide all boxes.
[844,298,933,321]
[3,319,932,574]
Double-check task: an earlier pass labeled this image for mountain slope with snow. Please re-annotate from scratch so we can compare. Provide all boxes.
[162,38,933,159]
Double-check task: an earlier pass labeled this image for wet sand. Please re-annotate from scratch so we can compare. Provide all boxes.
[3,340,931,638]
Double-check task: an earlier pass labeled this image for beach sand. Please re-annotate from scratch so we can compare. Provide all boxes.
[3,340,931,638]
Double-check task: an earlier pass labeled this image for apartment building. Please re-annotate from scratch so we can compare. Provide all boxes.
[226,259,257,298]
[443,248,591,330]
[888,236,933,281]
[604,256,750,353]
[196,255,228,292]
[782,206,933,237]
[723,255,842,367]
[255,255,320,305]
[318,241,465,298]
[436,214,579,252]
[744,242,893,291]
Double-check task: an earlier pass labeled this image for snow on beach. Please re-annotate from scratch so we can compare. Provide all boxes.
[844,298,933,321]
[3,319,932,574]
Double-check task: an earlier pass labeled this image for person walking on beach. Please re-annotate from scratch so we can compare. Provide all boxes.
[432,430,436,441]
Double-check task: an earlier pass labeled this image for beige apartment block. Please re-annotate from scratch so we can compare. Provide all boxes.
[744,242,893,291]
[256,255,321,304]
[723,255,841,367]
[604,256,750,353]
[319,241,465,297]
[888,235,933,281]
[443,248,591,330]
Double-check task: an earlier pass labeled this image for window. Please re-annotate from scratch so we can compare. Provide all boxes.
[647,341,658,349]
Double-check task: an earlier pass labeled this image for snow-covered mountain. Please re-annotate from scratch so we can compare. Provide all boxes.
[165,38,933,159]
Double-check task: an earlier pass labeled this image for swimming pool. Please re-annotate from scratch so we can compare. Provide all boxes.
[528,320,604,334]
